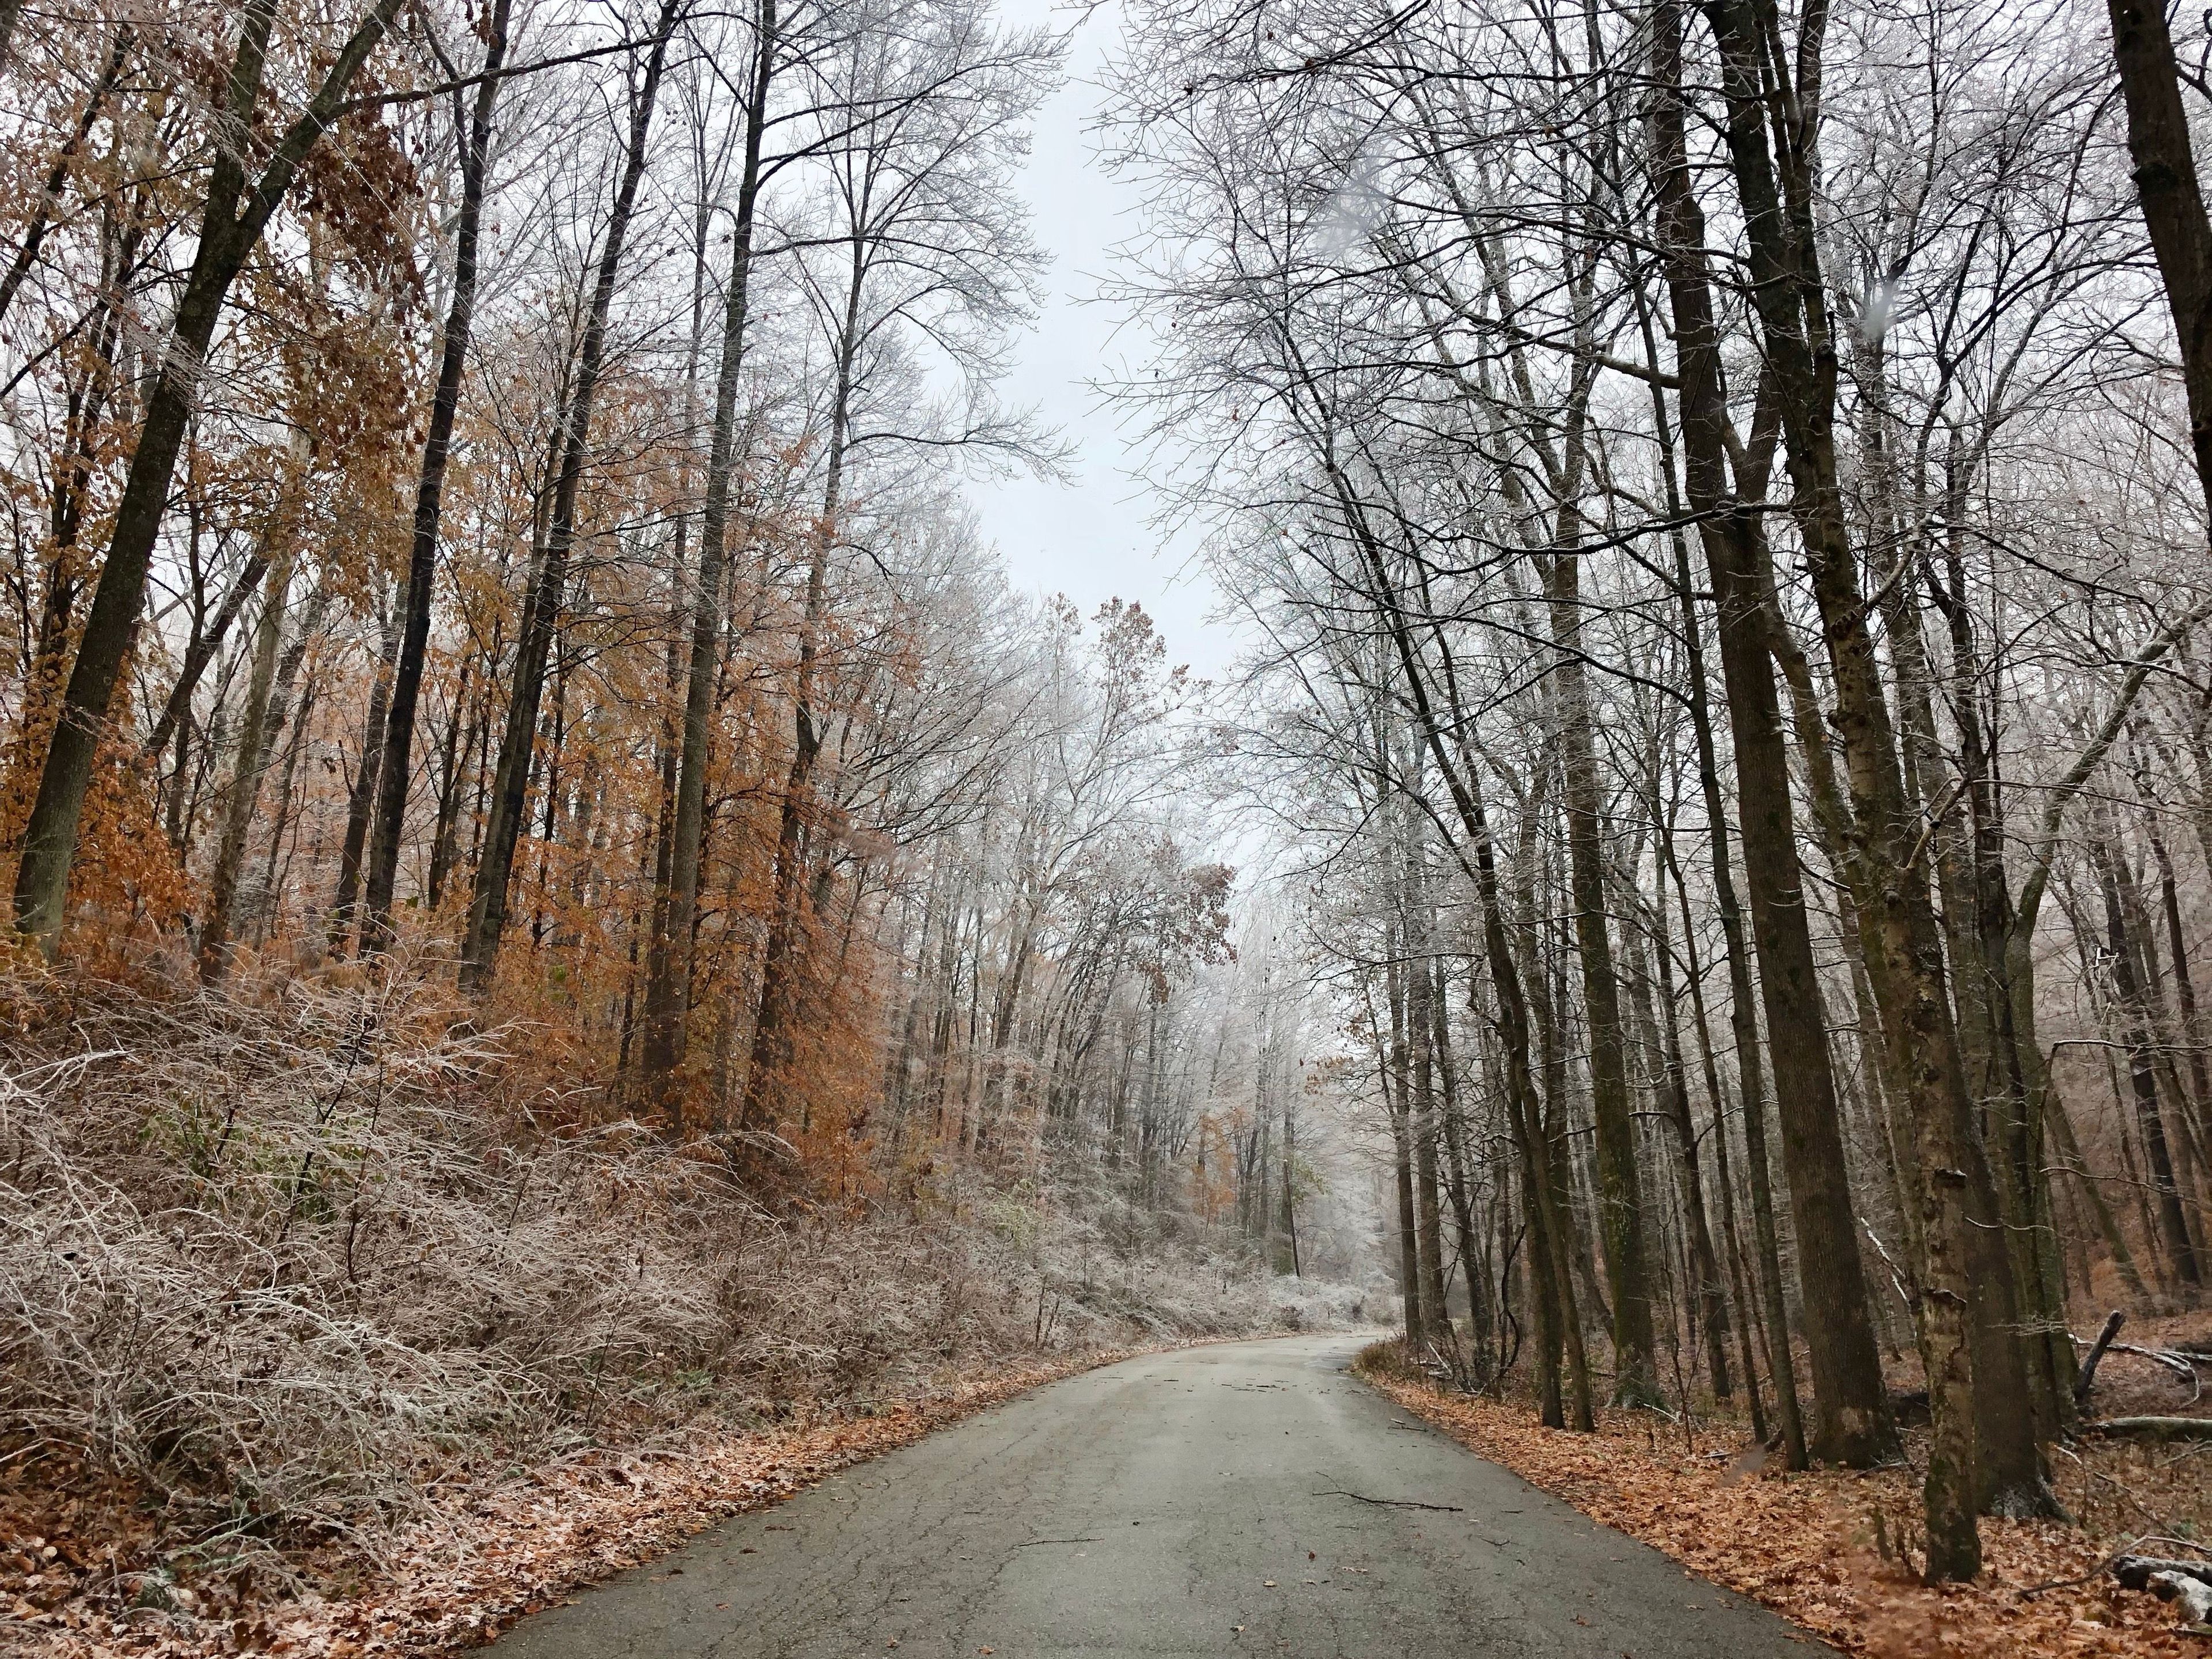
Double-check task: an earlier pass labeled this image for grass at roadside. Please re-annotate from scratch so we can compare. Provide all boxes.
[1355,1342,2209,1658]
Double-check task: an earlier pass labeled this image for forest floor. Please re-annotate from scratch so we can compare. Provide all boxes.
[5,1343,1194,1656]
[1361,1324,2212,1659]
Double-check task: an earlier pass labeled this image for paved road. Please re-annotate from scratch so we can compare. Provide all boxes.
[495,1333,1821,1658]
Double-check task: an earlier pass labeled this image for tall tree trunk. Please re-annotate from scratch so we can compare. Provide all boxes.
[2093,835,2202,1283]
[1893,542,2066,1506]
[11,0,405,952]
[739,237,861,1129]
[642,0,780,1123]
[1382,961,1426,1348]
[2150,817,2212,1128]
[361,0,513,950]
[1946,542,2081,1427]
[426,654,476,911]
[1647,844,1733,1399]
[1543,531,1658,1404]
[1342,502,1591,1426]
[2045,1077,2151,1298]
[330,590,398,951]
[1434,956,1494,1378]
[1647,0,1879,1469]
[2114,814,2212,1220]
[461,0,680,990]
[197,536,296,982]
[1666,825,1770,1438]
[1407,847,1452,1353]
[244,594,323,940]
[2105,0,2212,521]
[1702,0,1983,1573]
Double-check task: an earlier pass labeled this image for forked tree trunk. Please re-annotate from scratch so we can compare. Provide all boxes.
[1702,0,1986,1575]
[145,549,270,764]
[1647,0,1886,1470]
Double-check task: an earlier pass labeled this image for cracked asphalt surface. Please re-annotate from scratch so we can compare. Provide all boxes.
[493,1332,1823,1658]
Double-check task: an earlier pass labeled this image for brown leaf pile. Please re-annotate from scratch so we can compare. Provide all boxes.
[1363,1370,2207,1658]
[9,1348,1150,1658]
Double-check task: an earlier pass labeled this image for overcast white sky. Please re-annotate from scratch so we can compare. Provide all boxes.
[972,0,1248,681]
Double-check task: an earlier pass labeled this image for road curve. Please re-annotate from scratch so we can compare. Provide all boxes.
[493,1332,1822,1658]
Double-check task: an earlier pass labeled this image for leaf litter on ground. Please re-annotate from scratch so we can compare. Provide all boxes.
[7,1350,1147,1657]
[1361,1360,2212,1658]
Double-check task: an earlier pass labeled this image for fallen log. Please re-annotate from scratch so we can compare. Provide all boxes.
[2112,1556,2212,1592]
[2110,1555,2212,1634]
[2087,1417,2212,1442]
[2071,1316,2205,1402]
[2153,1573,2212,1629]
[2105,1342,2207,1402]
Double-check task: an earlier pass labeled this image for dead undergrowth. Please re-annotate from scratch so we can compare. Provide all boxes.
[0,967,1357,1653]
[1359,1340,2212,1658]
[10,1346,1158,1656]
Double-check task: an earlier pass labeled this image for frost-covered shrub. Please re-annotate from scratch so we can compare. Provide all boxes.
[0,970,1346,1544]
